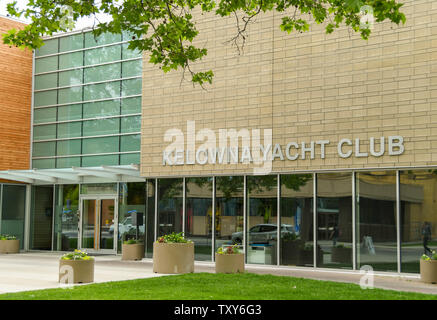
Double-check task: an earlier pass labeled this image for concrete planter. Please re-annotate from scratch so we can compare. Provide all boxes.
[122,243,144,261]
[153,242,194,274]
[58,259,95,284]
[331,247,352,264]
[0,239,19,254]
[420,259,437,284]
[215,253,245,273]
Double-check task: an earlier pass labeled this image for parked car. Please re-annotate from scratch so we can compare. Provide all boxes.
[231,224,296,244]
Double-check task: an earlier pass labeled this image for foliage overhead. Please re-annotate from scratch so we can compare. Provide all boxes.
[3,0,406,86]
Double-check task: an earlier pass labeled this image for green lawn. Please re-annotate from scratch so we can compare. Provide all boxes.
[0,273,435,300]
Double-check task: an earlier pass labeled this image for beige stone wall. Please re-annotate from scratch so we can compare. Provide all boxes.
[141,0,437,178]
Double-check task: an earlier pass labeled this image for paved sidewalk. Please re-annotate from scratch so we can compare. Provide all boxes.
[0,252,436,296]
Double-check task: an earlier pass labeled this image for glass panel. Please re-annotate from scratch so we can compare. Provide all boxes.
[400,170,437,274]
[82,136,119,154]
[83,118,120,136]
[85,32,121,48]
[280,174,314,267]
[122,78,142,96]
[34,90,57,107]
[84,81,120,101]
[118,183,146,253]
[80,183,117,195]
[121,97,141,114]
[1,185,26,249]
[317,173,352,269]
[58,104,82,121]
[36,38,58,56]
[82,199,96,249]
[82,155,119,166]
[35,73,57,90]
[54,185,79,251]
[122,60,142,78]
[34,107,57,124]
[186,178,213,261]
[59,86,83,104]
[57,139,81,156]
[247,176,277,265]
[83,100,120,118]
[157,179,183,237]
[215,176,244,252]
[60,34,84,52]
[120,134,140,152]
[84,63,121,83]
[84,45,121,65]
[33,141,56,157]
[59,51,83,70]
[145,180,155,258]
[59,69,83,87]
[57,157,81,168]
[121,116,141,133]
[120,153,140,165]
[356,171,397,272]
[57,122,82,139]
[100,199,115,250]
[122,43,141,59]
[35,56,58,73]
[30,186,53,250]
[32,159,56,169]
[33,124,56,140]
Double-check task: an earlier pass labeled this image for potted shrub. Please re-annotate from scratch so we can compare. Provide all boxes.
[331,244,352,264]
[215,245,244,274]
[59,249,95,284]
[153,232,194,274]
[0,234,19,254]
[122,239,144,261]
[420,251,437,284]
[281,233,304,265]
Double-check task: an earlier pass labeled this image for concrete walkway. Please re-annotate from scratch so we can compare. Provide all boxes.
[0,252,436,296]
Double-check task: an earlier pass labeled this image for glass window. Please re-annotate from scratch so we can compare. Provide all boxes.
[120,153,140,165]
[34,107,57,124]
[82,155,119,166]
[35,56,58,74]
[57,139,81,156]
[32,158,56,169]
[122,60,142,78]
[57,157,81,168]
[36,38,58,56]
[33,124,56,140]
[120,134,140,152]
[356,171,397,272]
[58,86,83,104]
[34,90,57,107]
[35,73,57,91]
[186,177,213,261]
[157,179,183,237]
[54,185,79,250]
[83,118,120,136]
[80,183,117,195]
[60,34,83,52]
[121,97,141,115]
[82,136,119,154]
[1,185,26,249]
[122,78,142,96]
[58,104,82,121]
[122,43,141,59]
[247,176,278,265]
[33,141,56,157]
[215,176,244,252]
[85,32,121,48]
[57,122,82,139]
[59,69,83,87]
[84,63,121,83]
[84,81,120,101]
[83,99,120,118]
[280,174,314,267]
[121,116,141,133]
[59,51,83,70]
[84,45,121,65]
[400,170,437,274]
[317,173,352,269]
[30,186,53,250]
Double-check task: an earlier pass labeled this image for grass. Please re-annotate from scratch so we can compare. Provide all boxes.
[0,273,435,300]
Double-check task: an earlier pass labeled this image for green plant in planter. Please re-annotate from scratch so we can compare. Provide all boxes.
[124,239,141,245]
[217,245,240,255]
[421,251,437,261]
[0,234,16,240]
[156,232,192,244]
[282,232,299,242]
[61,249,94,261]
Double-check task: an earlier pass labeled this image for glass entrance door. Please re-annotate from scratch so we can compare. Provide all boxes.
[80,197,117,253]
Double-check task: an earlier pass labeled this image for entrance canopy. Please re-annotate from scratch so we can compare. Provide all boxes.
[0,165,145,185]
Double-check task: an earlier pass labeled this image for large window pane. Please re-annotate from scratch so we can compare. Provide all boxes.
[34,107,57,124]
[84,81,120,101]
[35,56,58,73]
[85,32,121,48]
[215,176,244,252]
[247,175,278,265]
[84,45,121,65]
[122,60,142,78]
[57,139,81,156]
[83,118,120,136]
[54,185,79,251]
[59,69,83,87]
[157,179,183,237]
[32,159,55,169]
[280,174,314,267]
[317,173,352,269]
[82,155,119,166]
[36,39,58,56]
[57,157,81,168]
[1,185,26,249]
[120,153,140,165]
[60,34,83,52]
[83,100,120,118]
[120,134,140,152]
[84,63,121,83]
[34,90,57,107]
[33,141,56,157]
[400,170,437,274]
[58,86,83,104]
[57,122,82,139]
[35,73,57,91]
[59,52,83,70]
[33,124,56,140]
[121,97,141,115]
[30,186,53,250]
[356,171,397,272]
[82,136,119,154]
[186,178,213,261]
[122,78,142,96]
[121,116,141,133]
[122,43,141,59]
[58,104,82,121]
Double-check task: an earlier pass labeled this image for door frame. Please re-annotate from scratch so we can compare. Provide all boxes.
[79,195,118,254]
